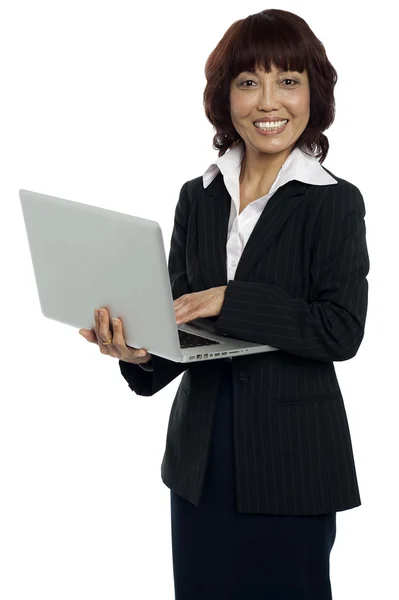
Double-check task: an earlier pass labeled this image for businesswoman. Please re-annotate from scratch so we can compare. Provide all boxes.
[80,8,369,600]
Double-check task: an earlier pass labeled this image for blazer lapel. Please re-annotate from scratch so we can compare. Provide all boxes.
[198,172,309,289]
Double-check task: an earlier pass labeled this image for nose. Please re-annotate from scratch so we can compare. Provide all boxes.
[257,85,283,112]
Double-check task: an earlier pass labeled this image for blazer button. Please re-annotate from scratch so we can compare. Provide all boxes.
[238,372,249,384]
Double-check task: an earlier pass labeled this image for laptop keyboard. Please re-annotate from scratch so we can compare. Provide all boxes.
[178,328,221,349]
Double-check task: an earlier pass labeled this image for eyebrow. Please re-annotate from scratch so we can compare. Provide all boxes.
[241,69,298,75]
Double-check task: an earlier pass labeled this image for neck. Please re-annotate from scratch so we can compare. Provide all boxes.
[239,143,293,191]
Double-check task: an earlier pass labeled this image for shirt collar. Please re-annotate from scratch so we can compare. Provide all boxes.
[202,140,338,191]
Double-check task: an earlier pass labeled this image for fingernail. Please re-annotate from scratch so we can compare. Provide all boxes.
[112,318,118,323]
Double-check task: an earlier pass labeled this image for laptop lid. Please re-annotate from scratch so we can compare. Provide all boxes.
[19,189,184,362]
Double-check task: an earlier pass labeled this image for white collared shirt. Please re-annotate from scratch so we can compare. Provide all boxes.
[202,140,338,282]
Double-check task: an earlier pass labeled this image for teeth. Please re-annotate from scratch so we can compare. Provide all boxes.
[255,120,288,130]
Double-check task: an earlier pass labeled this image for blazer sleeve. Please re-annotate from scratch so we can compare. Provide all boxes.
[213,184,370,362]
[118,181,191,395]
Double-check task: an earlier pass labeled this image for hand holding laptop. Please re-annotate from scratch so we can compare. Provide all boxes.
[79,286,227,363]
[79,308,152,365]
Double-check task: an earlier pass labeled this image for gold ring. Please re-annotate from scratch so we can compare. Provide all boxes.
[102,340,113,345]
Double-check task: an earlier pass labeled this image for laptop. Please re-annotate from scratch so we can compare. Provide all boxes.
[19,189,279,364]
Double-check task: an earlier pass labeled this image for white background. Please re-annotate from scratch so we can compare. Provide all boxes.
[0,1,396,598]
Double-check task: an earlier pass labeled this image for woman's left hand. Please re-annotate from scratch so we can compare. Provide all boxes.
[174,286,228,325]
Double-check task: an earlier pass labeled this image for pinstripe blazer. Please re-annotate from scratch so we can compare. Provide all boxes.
[119,169,369,515]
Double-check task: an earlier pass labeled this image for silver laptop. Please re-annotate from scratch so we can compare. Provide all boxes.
[19,189,279,364]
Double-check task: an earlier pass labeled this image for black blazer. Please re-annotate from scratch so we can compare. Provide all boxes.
[119,169,369,515]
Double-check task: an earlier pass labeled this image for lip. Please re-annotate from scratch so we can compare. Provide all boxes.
[253,117,289,123]
[253,120,288,135]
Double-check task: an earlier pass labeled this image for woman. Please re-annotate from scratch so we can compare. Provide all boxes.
[80,8,369,600]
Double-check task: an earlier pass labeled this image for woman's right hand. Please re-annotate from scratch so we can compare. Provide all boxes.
[79,308,152,365]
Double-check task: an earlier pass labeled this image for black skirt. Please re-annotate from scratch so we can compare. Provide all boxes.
[170,359,336,600]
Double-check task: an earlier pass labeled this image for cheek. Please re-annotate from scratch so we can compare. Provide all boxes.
[230,94,255,116]
[288,91,310,114]
[285,103,310,125]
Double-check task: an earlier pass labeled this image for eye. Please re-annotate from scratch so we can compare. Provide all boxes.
[239,79,299,87]
[240,80,256,87]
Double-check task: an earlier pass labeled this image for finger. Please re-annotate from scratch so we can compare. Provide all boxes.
[79,328,97,343]
[112,318,139,354]
[176,308,192,324]
[95,309,113,354]
[110,318,128,352]
[175,306,186,323]
[112,318,147,359]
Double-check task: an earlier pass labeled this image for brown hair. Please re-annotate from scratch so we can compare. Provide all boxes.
[203,9,338,163]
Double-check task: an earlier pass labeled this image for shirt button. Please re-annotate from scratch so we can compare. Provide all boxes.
[238,372,249,384]
[231,260,237,267]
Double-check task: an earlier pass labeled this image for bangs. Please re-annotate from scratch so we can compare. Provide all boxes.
[227,15,309,79]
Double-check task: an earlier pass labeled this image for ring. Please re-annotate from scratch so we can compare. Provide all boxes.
[102,340,113,345]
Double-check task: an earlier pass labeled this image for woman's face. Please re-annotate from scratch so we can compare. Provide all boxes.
[229,63,311,155]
